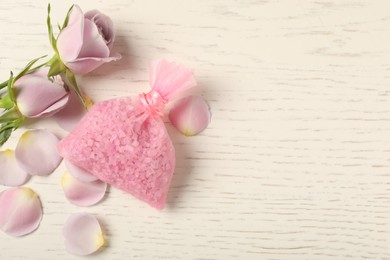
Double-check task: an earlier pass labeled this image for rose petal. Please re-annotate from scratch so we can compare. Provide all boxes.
[13,67,49,86]
[65,160,98,182]
[77,19,109,59]
[32,93,70,118]
[85,10,115,49]
[0,187,42,237]
[55,90,92,132]
[84,9,100,20]
[65,52,121,75]
[15,129,62,176]
[0,149,30,186]
[57,5,85,62]
[63,213,105,256]
[61,171,107,207]
[168,96,211,136]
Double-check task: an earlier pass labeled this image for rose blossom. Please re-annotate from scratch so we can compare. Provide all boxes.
[56,5,120,75]
[14,67,69,118]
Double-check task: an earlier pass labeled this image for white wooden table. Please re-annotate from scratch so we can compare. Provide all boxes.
[1,0,390,259]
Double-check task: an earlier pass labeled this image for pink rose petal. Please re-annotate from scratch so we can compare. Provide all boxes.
[0,187,43,237]
[65,53,121,75]
[168,96,211,136]
[63,213,105,256]
[77,19,109,60]
[57,5,84,62]
[0,149,30,186]
[84,10,115,49]
[15,129,62,176]
[32,93,69,118]
[61,171,107,207]
[65,160,98,182]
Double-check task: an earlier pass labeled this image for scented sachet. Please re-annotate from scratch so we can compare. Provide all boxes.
[57,60,196,210]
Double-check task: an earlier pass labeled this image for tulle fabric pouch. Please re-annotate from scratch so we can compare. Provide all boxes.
[57,60,196,210]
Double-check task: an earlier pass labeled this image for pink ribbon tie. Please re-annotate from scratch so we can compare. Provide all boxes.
[139,90,167,117]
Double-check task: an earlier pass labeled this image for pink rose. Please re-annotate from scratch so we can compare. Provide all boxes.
[14,68,69,118]
[56,5,120,75]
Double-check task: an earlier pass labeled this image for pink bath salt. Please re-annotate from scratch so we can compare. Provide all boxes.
[57,60,196,210]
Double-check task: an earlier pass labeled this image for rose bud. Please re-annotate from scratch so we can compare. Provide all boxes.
[56,5,121,75]
[14,67,69,118]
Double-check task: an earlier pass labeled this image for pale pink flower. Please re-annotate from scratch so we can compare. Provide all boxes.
[57,5,121,75]
[14,67,69,118]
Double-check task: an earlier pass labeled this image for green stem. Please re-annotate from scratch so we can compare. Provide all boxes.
[0,57,52,91]
[64,69,87,109]
[0,80,7,90]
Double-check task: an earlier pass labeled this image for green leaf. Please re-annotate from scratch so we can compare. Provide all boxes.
[61,5,74,30]
[0,107,20,123]
[0,127,12,146]
[0,94,14,109]
[65,69,87,109]
[0,119,22,146]
[47,3,58,53]
[48,56,65,77]
[0,122,14,132]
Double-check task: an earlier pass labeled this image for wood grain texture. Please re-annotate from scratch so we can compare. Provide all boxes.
[0,0,390,259]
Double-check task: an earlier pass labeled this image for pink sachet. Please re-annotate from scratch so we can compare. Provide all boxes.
[57,60,196,210]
